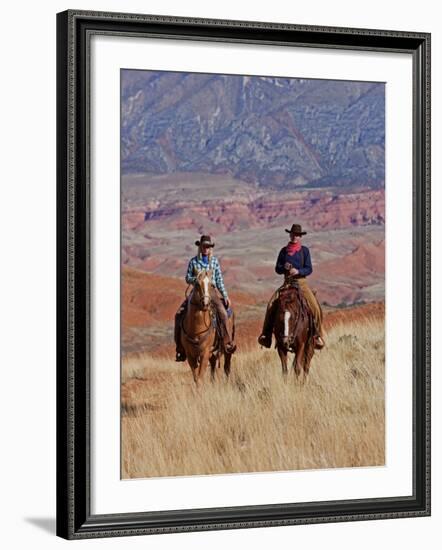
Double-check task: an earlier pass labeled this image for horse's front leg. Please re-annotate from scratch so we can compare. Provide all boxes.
[302,339,315,378]
[277,344,289,379]
[186,352,200,386]
[293,340,306,384]
[197,347,212,384]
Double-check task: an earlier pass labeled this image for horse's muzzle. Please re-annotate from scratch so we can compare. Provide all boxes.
[282,336,293,351]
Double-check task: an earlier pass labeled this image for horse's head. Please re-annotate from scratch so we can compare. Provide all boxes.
[192,268,213,311]
[278,287,300,350]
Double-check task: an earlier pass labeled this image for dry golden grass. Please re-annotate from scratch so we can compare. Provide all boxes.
[121,316,384,479]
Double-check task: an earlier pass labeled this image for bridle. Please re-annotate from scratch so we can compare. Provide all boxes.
[189,271,212,310]
[277,283,310,350]
[181,271,215,346]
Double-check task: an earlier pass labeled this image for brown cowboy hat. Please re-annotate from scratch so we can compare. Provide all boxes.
[285,223,307,235]
[195,235,215,247]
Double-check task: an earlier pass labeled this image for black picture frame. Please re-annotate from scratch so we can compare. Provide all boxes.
[56,9,431,540]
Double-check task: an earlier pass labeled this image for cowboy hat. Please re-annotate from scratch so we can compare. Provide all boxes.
[195,235,215,247]
[285,223,307,235]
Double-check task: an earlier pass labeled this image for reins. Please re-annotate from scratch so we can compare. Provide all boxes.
[276,280,314,350]
[181,282,215,347]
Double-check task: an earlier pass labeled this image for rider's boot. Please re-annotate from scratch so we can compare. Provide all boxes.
[175,349,186,362]
[258,301,276,348]
[258,333,272,348]
[221,325,236,354]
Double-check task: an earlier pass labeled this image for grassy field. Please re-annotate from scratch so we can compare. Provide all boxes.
[121,315,385,479]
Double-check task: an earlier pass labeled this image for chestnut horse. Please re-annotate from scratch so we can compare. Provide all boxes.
[273,280,316,381]
[181,269,235,386]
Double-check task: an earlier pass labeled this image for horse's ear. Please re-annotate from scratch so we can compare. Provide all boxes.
[193,266,200,276]
[206,268,213,277]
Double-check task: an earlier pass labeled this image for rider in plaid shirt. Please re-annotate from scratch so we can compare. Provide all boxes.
[185,255,228,301]
[174,235,235,361]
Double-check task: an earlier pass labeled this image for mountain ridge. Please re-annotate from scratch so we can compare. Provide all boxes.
[121,71,385,190]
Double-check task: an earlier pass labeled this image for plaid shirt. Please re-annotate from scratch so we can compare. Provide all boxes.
[185,255,228,300]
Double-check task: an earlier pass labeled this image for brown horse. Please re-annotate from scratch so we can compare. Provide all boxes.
[181,269,235,386]
[273,280,316,381]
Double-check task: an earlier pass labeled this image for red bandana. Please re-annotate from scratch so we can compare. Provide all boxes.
[286,241,301,255]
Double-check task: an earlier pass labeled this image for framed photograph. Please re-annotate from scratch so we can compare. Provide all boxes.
[56,10,431,539]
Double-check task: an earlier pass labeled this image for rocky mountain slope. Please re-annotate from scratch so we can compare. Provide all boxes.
[121,171,385,308]
[122,71,384,189]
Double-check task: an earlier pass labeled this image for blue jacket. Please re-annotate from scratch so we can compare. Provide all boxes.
[275,245,312,277]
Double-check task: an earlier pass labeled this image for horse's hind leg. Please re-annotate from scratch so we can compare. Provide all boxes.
[223,352,232,379]
[210,351,224,383]
[277,345,289,379]
[209,352,218,382]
